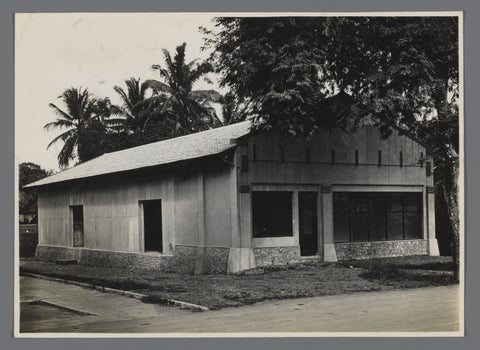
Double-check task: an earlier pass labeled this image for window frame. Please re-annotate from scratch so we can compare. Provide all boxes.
[333,192,423,243]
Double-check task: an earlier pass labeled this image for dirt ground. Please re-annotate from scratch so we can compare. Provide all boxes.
[20,256,456,310]
[19,275,460,334]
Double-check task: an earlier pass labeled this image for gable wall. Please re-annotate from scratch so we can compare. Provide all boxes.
[246,126,432,186]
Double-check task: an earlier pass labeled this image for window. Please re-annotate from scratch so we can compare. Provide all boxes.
[279,145,285,163]
[71,205,84,247]
[241,154,249,172]
[252,191,293,237]
[355,149,359,165]
[333,192,422,242]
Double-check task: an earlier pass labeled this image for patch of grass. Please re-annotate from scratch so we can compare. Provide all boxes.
[349,256,457,288]
[20,256,456,310]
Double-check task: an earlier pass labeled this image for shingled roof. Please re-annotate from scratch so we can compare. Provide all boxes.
[26,121,252,188]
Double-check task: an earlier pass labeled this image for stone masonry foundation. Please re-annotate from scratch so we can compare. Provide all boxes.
[35,245,229,274]
[253,246,301,267]
[334,239,428,260]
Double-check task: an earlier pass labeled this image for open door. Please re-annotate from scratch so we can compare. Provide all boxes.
[299,192,318,256]
[143,199,163,253]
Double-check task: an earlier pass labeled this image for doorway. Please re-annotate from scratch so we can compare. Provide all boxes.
[142,199,163,252]
[299,192,318,256]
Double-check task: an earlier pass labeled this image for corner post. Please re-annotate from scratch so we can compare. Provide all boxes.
[426,186,440,256]
[194,169,206,274]
[227,146,256,273]
[321,185,337,262]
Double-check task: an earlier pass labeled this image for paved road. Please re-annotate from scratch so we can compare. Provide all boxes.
[18,276,461,334]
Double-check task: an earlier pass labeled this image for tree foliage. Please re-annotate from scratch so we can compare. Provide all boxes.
[18,162,51,215]
[46,43,229,164]
[147,42,223,136]
[206,16,460,278]
[205,17,458,137]
[46,87,118,168]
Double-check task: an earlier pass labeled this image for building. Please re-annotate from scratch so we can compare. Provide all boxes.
[26,113,439,274]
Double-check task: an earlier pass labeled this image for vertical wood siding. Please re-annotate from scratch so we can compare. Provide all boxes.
[38,172,175,253]
[204,166,232,247]
[247,126,429,186]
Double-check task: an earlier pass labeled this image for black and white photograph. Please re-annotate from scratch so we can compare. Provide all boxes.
[14,12,464,336]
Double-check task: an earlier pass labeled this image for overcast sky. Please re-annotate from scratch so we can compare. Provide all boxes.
[15,13,221,172]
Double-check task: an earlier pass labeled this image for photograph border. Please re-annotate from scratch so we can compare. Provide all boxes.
[3,0,478,349]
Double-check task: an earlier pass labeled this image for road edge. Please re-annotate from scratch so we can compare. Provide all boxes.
[20,272,209,312]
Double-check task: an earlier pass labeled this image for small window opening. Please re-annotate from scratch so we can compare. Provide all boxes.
[331,149,335,164]
[241,154,249,172]
[71,205,84,247]
[378,151,382,166]
[279,145,285,163]
[400,151,403,167]
[355,149,359,165]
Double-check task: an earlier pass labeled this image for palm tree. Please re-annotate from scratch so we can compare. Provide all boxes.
[147,42,223,136]
[45,87,107,168]
[111,78,150,133]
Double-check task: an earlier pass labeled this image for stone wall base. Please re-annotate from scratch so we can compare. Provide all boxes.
[334,239,429,260]
[35,245,229,274]
[35,240,433,272]
[253,246,301,267]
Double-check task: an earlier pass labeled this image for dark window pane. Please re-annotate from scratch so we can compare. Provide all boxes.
[404,193,421,212]
[333,193,350,213]
[252,192,292,237]
[369,212,386,241]
[350,193,368,214]
[387,212,403,239]
[351,213,368,242]
[404,212,422,239]
[387,193,403,212]
[334,213,350,242]
[369,193,386,211]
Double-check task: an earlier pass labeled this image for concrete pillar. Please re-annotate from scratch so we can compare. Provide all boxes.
[316,190,323,257]
[239,190,253,248]
[194,170,206,274]
[426,186,440,256]
[321,185,337,262]
[227,247,256,273]
[227,147,256,273]
[292,191,300,246]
